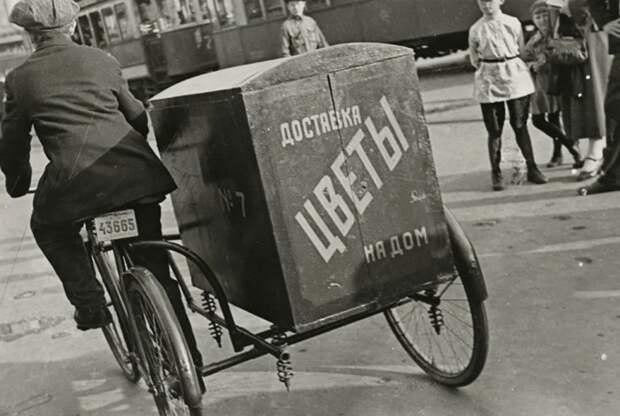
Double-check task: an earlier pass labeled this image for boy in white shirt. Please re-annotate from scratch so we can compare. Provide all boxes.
[469,0,548,190]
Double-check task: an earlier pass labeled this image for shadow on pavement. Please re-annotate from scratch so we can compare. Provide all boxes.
[438,170,586,210]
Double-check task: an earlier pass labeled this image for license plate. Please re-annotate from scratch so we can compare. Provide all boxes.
[94,209,139,241]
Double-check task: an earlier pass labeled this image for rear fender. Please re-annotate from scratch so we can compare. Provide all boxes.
[444,206,488,302]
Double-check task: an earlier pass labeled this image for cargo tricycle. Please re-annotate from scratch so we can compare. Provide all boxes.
[90,43,489,415]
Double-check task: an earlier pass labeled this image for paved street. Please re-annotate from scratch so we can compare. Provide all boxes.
[1,69,620,416]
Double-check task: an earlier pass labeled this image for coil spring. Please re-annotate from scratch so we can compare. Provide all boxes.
[428,304,444,335]
[201,291,223,348]
[276,351,293,391]
[272,330,287,346]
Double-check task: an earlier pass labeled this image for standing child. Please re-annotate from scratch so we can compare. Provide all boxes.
[469,0,547,190]
[281,0,328,57]
[523,0,583,168]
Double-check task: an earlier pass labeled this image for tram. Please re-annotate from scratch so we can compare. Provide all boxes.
[71,0,536,100]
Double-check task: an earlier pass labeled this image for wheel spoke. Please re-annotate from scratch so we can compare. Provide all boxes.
[441,305,473,328]
[128,278,201,416]
[385,262,488,386]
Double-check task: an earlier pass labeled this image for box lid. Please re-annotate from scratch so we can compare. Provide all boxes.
[150,43,414,102]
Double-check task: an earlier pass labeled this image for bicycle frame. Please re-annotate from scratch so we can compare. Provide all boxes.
[84,205,469,383]
[128,235,453,379]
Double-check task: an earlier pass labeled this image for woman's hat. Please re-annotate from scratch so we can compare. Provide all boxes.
[530,0,548,14]
[9,0,79,32]
[546,0,566,8]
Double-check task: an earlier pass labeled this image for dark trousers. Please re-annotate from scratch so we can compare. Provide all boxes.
[532,112,578,157]
[31,202,203,366]
[600,56,620,186]
[480,95,537,174]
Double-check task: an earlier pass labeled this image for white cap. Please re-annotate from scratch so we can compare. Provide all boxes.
[546,0,566,7]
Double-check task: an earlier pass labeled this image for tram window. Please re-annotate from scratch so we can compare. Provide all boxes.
[305,0,329,10]
[114,3,135,39]
[264,0,283,17]
[214,0,235,26]
[89,11,109,47]
[197,0,213,22]
[137,0,161,32]
[78,15,94,46]
[154,0,176,29]
[175,0,198,24]
[244,0,263,20]
[102,7,122,43]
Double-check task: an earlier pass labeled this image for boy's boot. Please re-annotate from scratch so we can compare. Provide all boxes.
[515,130,548,184]
[527,163,548,184]
[547,140,562,167]
[489,137,504,191]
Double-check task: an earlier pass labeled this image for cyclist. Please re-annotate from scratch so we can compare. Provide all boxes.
[0,0,203,368]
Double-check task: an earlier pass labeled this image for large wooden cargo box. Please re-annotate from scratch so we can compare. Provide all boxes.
[150,43,453,333]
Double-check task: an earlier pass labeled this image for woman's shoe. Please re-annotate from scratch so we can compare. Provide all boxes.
[576,157,602,181]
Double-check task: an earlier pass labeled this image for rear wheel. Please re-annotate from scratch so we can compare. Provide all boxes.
[124,267,203,416]
[92,248,140,383]
[385,237,488,387]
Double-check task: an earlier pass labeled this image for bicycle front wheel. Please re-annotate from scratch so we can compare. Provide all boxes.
[124,267,203,416]
[92,248,140,383]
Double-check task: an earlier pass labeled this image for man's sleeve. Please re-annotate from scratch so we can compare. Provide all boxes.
[0,71,32,198]
[115,65,148,137]
[281,23,291,57]
[316,21,328,48]
[589,0,615,28]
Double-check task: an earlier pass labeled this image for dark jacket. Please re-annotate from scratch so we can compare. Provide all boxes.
[281,15,328,57]
[549,13,589,97]
[589,0,620,54]
[0,34,175,225]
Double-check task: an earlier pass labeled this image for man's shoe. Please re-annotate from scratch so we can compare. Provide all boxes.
[577,180,620,196]
[527,168,548,184]
[75,306,112,331]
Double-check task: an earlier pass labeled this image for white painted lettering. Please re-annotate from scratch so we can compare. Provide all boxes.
[291,120,303,142]
[352,106,362,125]
[314,175,355,236]
[390,236,404,257]
[310,114,322,136]
[319,113,331,133]
[376,241,387,260]
[295,200,346,263]
[366,117,402,171]
[331,151,372,215]
[380,96,409,151]
[414,227,429,246]
[346,130,383,189]
[364,244,376,263]
[329,110,339,131]
[281,123,295,147]
[402,232,414,250]
[302,117,314,139]
[341,107,352,128]
[335,110,343,129]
